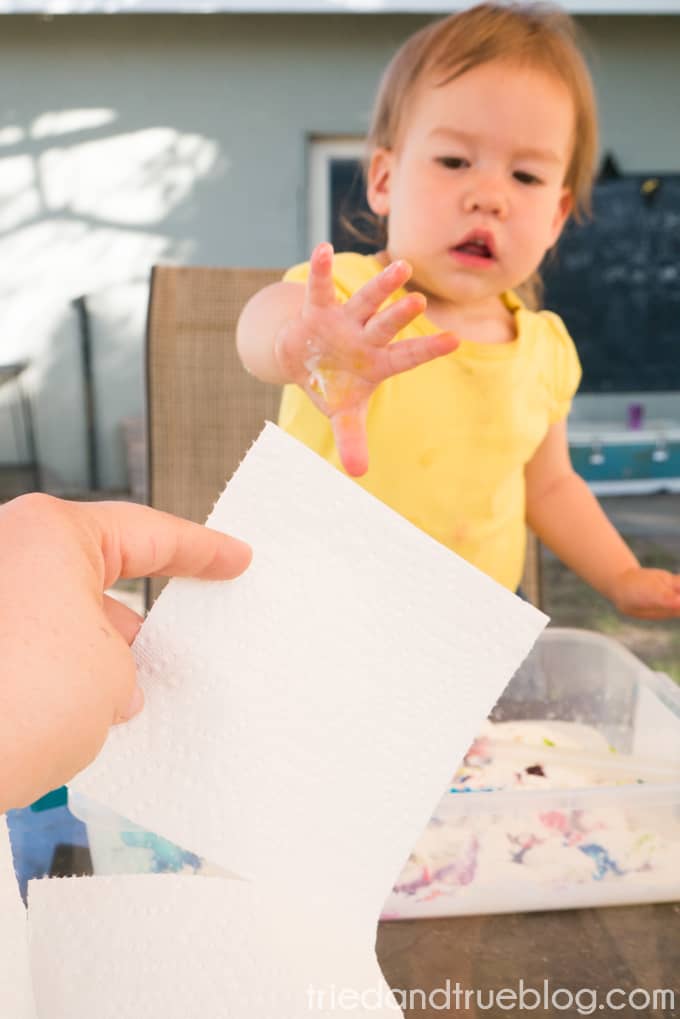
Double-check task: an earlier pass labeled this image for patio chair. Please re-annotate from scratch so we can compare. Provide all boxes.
[145,263,543,610]
[0,361,41,499]
[145,265,281,608]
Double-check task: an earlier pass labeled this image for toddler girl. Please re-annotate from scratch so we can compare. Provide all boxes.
[237,2,680,618]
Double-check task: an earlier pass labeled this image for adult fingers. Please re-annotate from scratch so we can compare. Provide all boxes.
[100,594,146,723]
[344,259,412,326]
[303,242,337,311]
[363,292,427,347]
[330,406,370,478]
[377,331,459,381]
[83,501,252,589]
[102,592,144,646]
[112,683,145,725]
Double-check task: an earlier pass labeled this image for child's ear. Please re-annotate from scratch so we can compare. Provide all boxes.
[366,148,393,216]
[549,187,573,246]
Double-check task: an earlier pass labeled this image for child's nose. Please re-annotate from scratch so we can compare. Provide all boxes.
[462,180,508,218]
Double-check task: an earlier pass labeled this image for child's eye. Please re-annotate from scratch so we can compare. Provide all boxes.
[437,156,468,170]
[514,170,542,185]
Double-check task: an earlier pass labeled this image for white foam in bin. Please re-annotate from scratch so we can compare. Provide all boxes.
[382,627,680,918]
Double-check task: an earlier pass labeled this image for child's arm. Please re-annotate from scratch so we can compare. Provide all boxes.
[236,280,307,385]
[525,422,680,618]
[236,242,459,477]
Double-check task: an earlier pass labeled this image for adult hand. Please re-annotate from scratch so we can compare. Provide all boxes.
[0,494,251,811]
[274,242,459,477]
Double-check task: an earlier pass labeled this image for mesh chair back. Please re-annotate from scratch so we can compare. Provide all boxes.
[145,265,281,607]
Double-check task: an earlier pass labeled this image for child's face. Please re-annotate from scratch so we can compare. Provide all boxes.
[367,59,574,309]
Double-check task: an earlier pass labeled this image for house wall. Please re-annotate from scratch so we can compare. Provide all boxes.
[0,13,678,491]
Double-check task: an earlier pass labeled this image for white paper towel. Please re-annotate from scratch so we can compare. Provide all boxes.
[28,874,400,1019]
[73,423,546,928]
[0,815,37,1018]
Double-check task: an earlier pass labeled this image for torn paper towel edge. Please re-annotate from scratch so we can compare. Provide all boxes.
[0,815,38,1018]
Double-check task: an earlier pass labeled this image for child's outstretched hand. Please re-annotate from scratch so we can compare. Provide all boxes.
[274,242,459,476]
[613,566,680,619]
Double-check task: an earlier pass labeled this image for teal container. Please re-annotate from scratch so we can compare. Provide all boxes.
[30,786,68,812]
[569,424,680,494]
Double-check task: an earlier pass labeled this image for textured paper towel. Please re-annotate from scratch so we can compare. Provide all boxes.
[74,423,546,924]
[0,815,37,1018]
[28,874,399,1019]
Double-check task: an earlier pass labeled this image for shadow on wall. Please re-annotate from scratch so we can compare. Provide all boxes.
[0,106,228,491]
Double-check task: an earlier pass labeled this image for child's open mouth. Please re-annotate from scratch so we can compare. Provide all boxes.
[451,232,497,266]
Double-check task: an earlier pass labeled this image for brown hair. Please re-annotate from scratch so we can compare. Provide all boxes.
[350,2,599,308]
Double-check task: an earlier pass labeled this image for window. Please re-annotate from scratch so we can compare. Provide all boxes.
[308,138,376,255]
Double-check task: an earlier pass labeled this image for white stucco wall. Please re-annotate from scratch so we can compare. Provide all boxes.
[0,12,679,491]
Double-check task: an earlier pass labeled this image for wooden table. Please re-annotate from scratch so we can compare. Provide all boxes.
[377,904,680,1017]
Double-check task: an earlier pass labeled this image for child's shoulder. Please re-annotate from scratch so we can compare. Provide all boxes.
[283,252,380,294]
[513,300,581,395]
[532,308,577,358]
[507,292,575,352]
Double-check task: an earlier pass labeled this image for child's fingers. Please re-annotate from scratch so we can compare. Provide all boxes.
[330,406,370,478]
[619,570,680,618]
[344,259,412,326]
[363,292,427,347]
[303,242,337,311]
[378,331,459,380]
[629,604,680,620]
[660,577,680,612]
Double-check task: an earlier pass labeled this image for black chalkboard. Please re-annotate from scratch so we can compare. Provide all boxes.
[542,174,680,392]
[329,159,680,393]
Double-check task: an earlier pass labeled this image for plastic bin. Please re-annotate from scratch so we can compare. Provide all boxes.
[7,794,89,901]
[381,628,680,918]
[67,794,231,879]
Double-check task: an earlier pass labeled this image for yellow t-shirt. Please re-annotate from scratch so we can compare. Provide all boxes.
[279,252,581,591]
